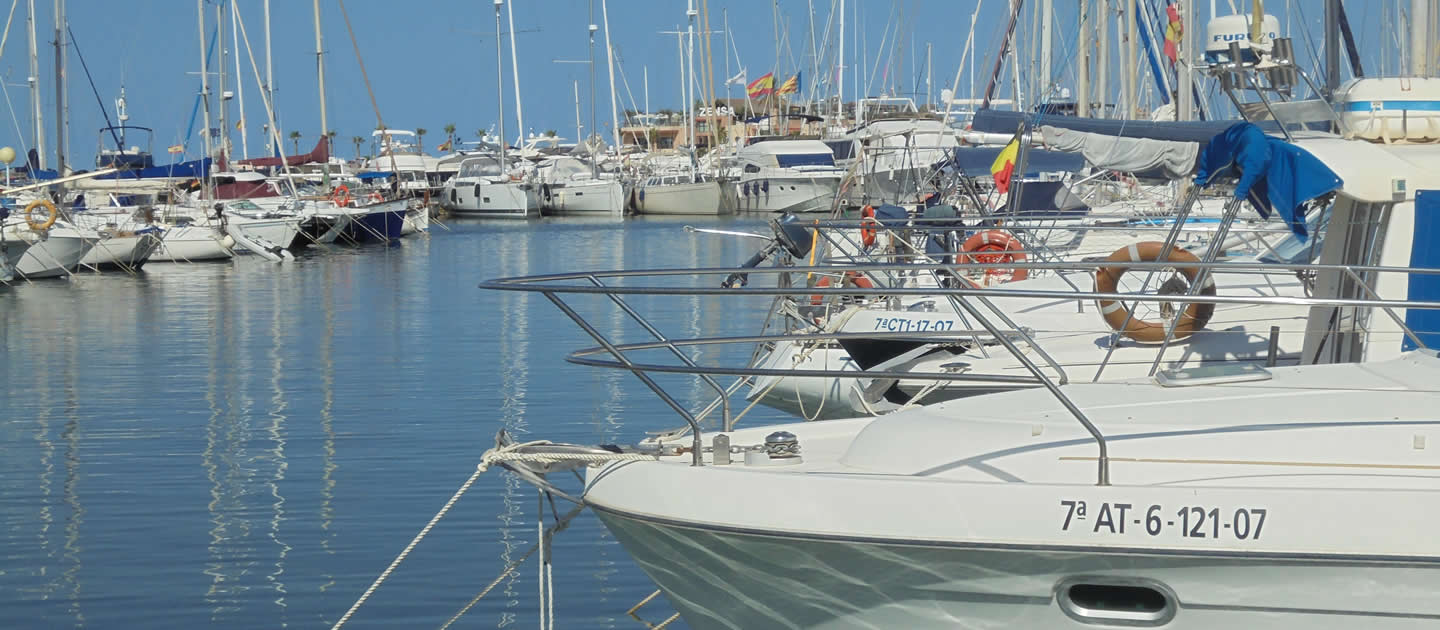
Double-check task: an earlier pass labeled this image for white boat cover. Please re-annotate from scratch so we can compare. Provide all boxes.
[1040,125,1198,179]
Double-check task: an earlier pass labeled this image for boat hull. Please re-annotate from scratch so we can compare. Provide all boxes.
[337,202,407,244]
[78,232,163,271]
[150,225,233,262]
[540,179,625,215]
[16,233,91,278]
[635,181,724,215]
[441,179,539,219]
[734,176,839,213]
[597,506,1440,630]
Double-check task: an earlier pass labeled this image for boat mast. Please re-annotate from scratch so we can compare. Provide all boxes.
[494,0,507,167]
[1078,0,1089,116]
[26,0,44,170]
[313,0,329,187]
[1178,0,1193,120]
[264,0,274,129]
[1040,0,1051,99]
[686,0,698,155]
[980,0,1024,111]
[588,0,597,164]
[52,0,65,178]
[837,0,844,121]
[232,0,248,160]
[196,0,213,188]
[506,0,524,146]
[573,80,582,143]
[1124,0,1137,117]
[600,0,621,153]
[1096,0,1109,118]
[216,1,229,160]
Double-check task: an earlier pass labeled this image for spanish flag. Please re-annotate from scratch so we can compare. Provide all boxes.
[1163,2,1182,65]
[990,133,1020,194]
[746,72,774,98]
[436,139,453,152]
[776,72,801,96]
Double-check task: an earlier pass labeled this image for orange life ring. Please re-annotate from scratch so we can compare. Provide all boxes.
[331,184,351,207]
[810,272,875,306]
[960,230,1028,283]
[860,205,878,248]
[1094,241,1217,343]
[367,191,383,203]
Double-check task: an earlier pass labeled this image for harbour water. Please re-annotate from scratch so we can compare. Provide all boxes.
[0,217,789,628]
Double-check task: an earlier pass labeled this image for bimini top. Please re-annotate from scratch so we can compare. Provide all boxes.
[737,139,835,168]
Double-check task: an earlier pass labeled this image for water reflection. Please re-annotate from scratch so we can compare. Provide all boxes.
[494,232,532,627]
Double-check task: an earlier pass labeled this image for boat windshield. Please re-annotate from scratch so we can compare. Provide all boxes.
[459,158,503,178]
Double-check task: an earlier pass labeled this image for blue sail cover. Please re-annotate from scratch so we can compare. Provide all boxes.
[96,157,211,180]
[1193,123,1343,240]
[1405,190,1440,351]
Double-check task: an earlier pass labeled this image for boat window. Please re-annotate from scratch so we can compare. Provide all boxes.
[775,152,835,168]
[744,164,761,173]
[459,158,503,178]
[824,140,855,161]
[1056,578,1176,626]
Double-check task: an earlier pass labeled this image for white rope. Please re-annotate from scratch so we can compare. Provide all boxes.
[477,440,659,473]
[329,467,484,630]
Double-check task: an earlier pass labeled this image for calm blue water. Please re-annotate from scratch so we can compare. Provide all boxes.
[0,216,792,628]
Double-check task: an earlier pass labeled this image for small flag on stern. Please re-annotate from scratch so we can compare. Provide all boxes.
[776,72,801,96]
[746,72,775,98]
[990,132,1020,194]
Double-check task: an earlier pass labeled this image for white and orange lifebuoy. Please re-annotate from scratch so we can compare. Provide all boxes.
[1095,241,1216,343]
[24,199,58,231]
[810,271,875,306]
[367,191,383,204]
[960,229,1028,283]
[331,184,351,207]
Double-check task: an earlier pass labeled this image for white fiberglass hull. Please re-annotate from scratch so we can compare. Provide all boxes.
[635,180,723,215]
[16,232,91,278]
[150,225,233,262]
[442,179,539,218]
[734,176,839,213]
[541,179,625,215]
[228,217,302,253]
[78,232,163,270]
[598,507,1440,630]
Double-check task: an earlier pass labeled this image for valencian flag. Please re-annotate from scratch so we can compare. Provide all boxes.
[746,72,775,98]
[990,132,1020,194]
[776,72,801,96]
[1163,2,1183,65]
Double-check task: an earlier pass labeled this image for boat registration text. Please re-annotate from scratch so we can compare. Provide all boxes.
[1060,500,1268,541]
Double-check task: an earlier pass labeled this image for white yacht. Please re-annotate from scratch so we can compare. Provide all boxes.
[732,139,842,213]
[829,109,958,206]
[439,156,538,219]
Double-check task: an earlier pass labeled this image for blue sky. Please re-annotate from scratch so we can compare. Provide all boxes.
[0,0,1405,165]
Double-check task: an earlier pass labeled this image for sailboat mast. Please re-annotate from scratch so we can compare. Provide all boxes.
[601,0,621,152]
[216,1,229,159]
[1413,0,1429,76]
[264,0,273,116]
[1078,0,1089,116]
[837,0,844,120]
[313,0,329,185]
[1097,0,1109,118]
[506,0,524,146]
[196,0,213,169]
[495,0,507,166]
[588,0,596,154]
[1040,0,1051,98]
[26,0,44,170]
[573,80,582,143]
[1124,0,1137,118]
[52,0,65,177]
[232,1,248,160]
[686,0,698,150]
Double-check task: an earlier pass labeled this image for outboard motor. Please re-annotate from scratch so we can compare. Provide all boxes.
[721,213,810,289]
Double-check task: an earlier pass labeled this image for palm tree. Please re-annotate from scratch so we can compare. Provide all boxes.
[443,123,456,149]
[352,136,365,160]
[416,127,428,152]
[288,130,302,155]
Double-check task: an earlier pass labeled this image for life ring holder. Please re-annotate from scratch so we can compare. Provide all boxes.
[810,271,875,306]
[1095,241,1217,343]
[24,199,58,231]
[331,185,352,207]
[960,229,1028,284]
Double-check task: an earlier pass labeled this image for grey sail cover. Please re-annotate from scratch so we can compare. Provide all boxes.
[1040,125,1198,179]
